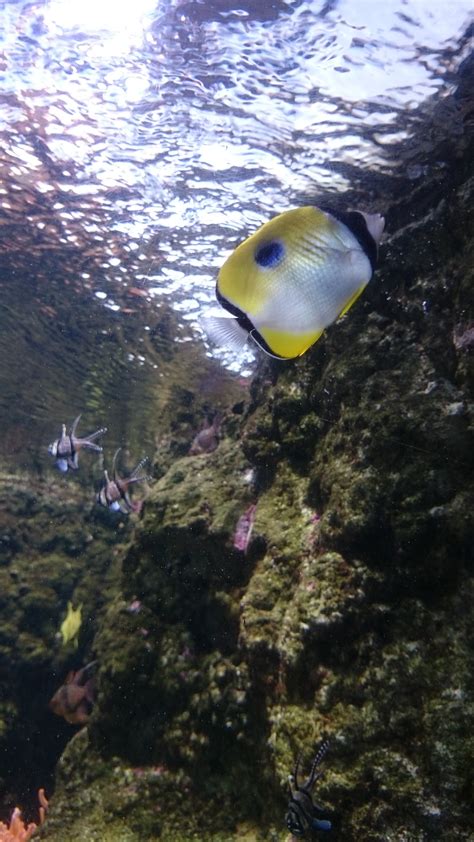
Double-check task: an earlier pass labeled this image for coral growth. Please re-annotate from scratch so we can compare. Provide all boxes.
[0,790,48,841]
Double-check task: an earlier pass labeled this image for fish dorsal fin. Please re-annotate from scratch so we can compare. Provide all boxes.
[201,314,249,353]
[111,448,122,480]
[70,415,82,437]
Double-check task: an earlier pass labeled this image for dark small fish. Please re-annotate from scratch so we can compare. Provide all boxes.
[188,414,222,455]
[97,448,150,513]
[286,741,332,835]
[49,661,97,725]
[48,414,107,472]
[233,503,257,553]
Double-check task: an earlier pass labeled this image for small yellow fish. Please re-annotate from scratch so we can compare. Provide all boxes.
[60,601,83,648]
[204,206,385,359]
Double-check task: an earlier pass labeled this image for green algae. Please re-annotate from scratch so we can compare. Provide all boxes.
[40,156,474,837]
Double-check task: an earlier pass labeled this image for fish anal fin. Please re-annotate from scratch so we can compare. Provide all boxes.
[257,326,325,359]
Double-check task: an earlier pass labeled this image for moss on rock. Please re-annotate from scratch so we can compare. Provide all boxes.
[29,65,474,842]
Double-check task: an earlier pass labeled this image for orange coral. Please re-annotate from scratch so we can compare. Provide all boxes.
[0,789,48,841]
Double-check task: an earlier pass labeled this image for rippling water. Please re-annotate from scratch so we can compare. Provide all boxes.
[0,0,472,458]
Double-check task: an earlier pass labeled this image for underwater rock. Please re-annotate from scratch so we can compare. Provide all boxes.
[0,471,130,827]
[18,56,474,842]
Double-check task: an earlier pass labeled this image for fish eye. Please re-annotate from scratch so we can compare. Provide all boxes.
[254,239,285,268]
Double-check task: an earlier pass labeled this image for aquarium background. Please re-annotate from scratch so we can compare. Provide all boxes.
[0,0,473,840]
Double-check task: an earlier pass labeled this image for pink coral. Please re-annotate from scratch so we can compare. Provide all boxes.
[0,790,48,841]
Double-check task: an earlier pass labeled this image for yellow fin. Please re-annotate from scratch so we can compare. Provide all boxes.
[256,326,325,359]
[338,283,367,318]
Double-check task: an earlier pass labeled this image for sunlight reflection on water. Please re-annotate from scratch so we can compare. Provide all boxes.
[0,0,472,375]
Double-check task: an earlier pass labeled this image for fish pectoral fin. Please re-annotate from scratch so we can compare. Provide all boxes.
[256,326,325,359]
[312,819,332,831]
[337,283,367,319]
[201,314,249,353]
[128,475,149,486]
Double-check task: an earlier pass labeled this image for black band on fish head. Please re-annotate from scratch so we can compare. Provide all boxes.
[215,286,286,358]
[319,207,378,271]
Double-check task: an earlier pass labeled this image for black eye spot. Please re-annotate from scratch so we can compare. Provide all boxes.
[254,240,285,268]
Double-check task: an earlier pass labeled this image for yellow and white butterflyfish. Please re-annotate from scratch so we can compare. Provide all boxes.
[203,205,385,360]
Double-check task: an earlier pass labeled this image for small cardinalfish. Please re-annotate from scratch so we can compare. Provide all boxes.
[204,205,384,359]
[233,503,257,553]
[188,413,222,455]
[97,448,151,513]
[49,661,97,725]
[286,740,332,836]
[48,414,107,472]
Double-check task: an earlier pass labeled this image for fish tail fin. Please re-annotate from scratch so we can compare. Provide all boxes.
[201,313,249,353]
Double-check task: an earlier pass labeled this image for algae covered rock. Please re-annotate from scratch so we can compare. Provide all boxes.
[0,470,129,822]
[35,62,474,842]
